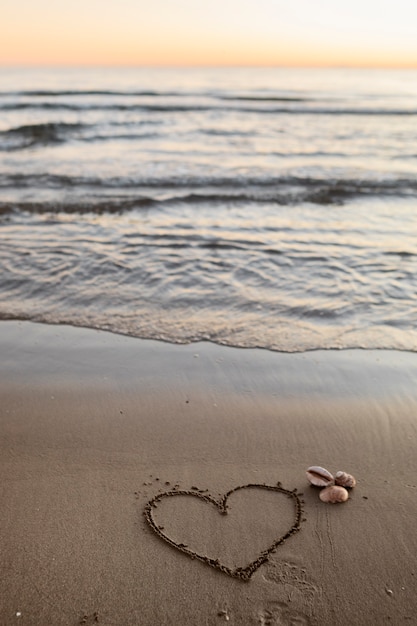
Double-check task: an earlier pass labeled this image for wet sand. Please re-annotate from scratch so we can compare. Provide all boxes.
[1,321,417,625]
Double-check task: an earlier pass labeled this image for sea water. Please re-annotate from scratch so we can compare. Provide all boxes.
[1,67,417,351]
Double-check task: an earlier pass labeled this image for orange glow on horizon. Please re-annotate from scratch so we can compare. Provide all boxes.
[2,38,417,70]
[2,0,417,69]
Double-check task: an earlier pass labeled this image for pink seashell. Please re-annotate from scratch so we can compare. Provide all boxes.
[306,466,334,488]
[319,485,349,503]
[335,471,356,489]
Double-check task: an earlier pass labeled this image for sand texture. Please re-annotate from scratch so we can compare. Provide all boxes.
[1,321,417,625]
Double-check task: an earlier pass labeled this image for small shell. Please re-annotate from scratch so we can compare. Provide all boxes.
[334,471,356,489]
[319,485,349,503]
[306,466,334,488]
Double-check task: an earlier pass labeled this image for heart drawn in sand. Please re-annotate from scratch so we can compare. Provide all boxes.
[144,483,303,581]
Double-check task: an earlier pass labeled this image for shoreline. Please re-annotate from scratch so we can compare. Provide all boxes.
[1,321,417,625]
[3,312,417,356]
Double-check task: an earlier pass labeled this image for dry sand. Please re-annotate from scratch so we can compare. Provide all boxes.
[1,321,417,625]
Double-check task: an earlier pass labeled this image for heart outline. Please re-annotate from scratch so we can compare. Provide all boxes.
[144,483,303,581]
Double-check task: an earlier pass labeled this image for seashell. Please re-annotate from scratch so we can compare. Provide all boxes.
[334,471,356,489]
[306,466,334,488]
[319,485,349,503]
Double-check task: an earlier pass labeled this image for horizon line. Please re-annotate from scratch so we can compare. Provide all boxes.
[1,63,417,70]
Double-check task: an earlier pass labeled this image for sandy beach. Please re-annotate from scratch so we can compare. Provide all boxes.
[1,321,417,625]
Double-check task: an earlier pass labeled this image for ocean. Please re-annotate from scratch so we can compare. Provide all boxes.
[1,67,417,352]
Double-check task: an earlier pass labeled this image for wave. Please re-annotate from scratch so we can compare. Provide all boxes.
[87,132,161,142]
[1,101,416,116]
[200,128,255,137]
[0,122,86,150]
[1,171,417,191]
[0,89,184,97]
[2,176,417,215]
[0,121,389,153]
[0,197,157,215]
[219,95,310,102]
[0,90,311,101]
[0,102,212,113]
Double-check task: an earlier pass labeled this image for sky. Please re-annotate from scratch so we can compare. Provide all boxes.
[2,0,417,68]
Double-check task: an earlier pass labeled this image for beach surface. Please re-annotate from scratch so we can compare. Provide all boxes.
[1,321,417,625]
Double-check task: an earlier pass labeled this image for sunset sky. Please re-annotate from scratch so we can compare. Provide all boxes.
[2,0,417,68]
